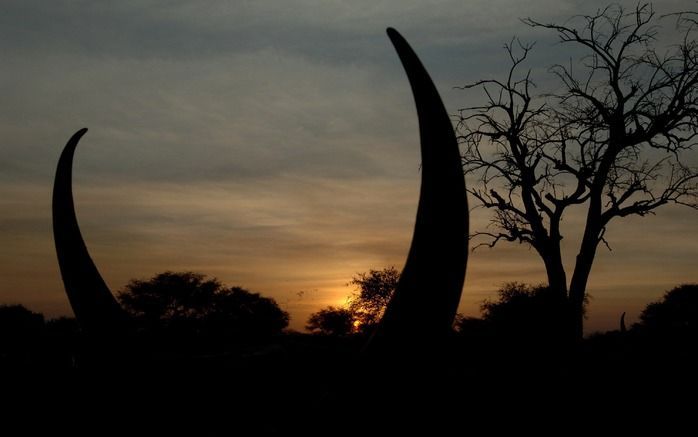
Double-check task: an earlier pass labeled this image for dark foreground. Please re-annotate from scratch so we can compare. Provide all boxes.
[2,328,696,435]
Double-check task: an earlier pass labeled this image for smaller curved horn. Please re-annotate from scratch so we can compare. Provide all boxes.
[53,128,128,333]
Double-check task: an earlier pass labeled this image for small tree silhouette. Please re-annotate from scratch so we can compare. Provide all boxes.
[347,267,399,328]
[207,287,290,338]
[636,284,698,335]
[0,304,45,363]
[0,304,44,335]
[480,283,574,344]
[306,307,355,336]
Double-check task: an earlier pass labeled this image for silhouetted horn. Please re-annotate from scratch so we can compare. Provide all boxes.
[53,128,129,333]
[371,28,468,349]
[620,312,627,333]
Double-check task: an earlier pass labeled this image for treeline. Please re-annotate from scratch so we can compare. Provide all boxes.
[2,269,696,437]
[2,268,696,369]
[307,268,698,342]
[0,271,291,369]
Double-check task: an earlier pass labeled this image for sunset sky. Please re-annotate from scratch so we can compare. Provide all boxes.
[1,0,696,333]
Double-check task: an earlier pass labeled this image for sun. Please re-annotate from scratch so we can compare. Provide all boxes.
[352,320,362,332]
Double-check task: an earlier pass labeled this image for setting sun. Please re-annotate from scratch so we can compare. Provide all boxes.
[353,320,362,331]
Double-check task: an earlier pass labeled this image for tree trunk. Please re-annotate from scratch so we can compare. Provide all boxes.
[541,246,568,296]
[567,144,617,341]
[568,248,596,341]
[538,240,574,341]
[568,203,603,342]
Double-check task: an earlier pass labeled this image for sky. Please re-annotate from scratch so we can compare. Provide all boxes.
[1,0,696,333]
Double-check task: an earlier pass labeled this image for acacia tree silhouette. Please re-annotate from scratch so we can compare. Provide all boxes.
[458,3,698,340]
[347,267,399,328]
[306,306,355,336]
[118,271,289,337]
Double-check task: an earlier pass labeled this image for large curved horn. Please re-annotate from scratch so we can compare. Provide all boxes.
[370,28,468,351]
[52,128,128,333]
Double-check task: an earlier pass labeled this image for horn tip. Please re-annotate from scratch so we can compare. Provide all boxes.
[70,128,89,142]
[62,128,89,154]
[386,27,400,39]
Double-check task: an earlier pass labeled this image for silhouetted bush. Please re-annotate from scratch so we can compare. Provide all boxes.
[483,283,571,334]
[205,286,290,338]
[635,283,698,337]
[306,306,355,336]
[118,271,289,339]
[45,316,80,336]
[347,267,399,327]
[454,315,491,338]
[0,304,45,365]
[0,304,44,340]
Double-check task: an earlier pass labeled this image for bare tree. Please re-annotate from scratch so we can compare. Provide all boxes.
[457,3,698,340]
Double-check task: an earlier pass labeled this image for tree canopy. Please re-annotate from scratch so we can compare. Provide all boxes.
[117,271,289,337]
[636,283,698,335]
[347,266,399,328]
[479,282,574,344]
[305,306,355,336]
[0,304,44,334]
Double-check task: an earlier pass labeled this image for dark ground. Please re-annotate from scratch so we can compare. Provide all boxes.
[1,328,696,435]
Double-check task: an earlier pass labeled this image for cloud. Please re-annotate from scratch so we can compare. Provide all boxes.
[0,1,575,58]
